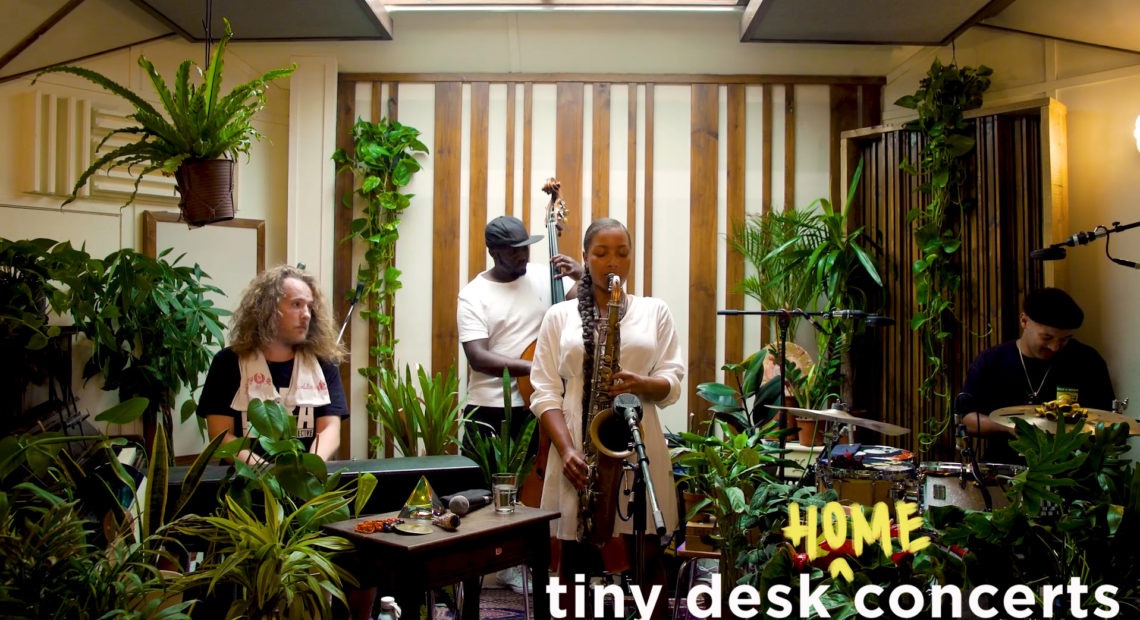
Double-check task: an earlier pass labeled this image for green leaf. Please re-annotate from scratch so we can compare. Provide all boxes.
[94,396,150,424]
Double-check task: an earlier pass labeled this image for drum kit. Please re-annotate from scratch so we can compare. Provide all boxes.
[770,402,1140,513]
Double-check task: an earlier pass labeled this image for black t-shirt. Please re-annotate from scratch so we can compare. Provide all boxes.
[961,339,1115,462]
[197,347,348,452]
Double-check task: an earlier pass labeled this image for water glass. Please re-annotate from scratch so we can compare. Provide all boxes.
[492,473,518,513]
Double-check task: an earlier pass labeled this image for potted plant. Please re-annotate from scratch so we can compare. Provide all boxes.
[68,247,229,455]
[0,238,90,424]
[672,418,795,593]
[168,481,358,619]
[732,159,883,418]
[167,399,375,619]
[462,371,537,488]
[34,19,295,226]
[0,398,201,618]
[367,363,466,457]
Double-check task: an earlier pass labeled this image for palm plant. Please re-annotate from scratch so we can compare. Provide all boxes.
[731,159,883,407]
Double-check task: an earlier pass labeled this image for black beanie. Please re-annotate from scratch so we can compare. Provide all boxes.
[1024,288,1084,330]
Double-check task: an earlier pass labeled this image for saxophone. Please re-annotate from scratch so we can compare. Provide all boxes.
[577,273,626,547]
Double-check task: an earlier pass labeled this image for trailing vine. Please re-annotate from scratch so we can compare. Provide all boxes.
[332,117,429,376]
[894,59,992,445]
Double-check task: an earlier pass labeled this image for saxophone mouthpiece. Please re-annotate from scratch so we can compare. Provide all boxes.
[607,273,620,289]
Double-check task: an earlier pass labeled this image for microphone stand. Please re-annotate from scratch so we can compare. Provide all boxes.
[336,283,364,346]
[625,417,667,590]
[1035,220,1140,269]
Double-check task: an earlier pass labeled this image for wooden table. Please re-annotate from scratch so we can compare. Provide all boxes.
[325,506,560,620]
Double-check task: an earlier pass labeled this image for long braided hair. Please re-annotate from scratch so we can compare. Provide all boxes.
[578,218,631,417]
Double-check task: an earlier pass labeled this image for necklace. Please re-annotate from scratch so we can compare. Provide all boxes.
[1016,342,1052,401]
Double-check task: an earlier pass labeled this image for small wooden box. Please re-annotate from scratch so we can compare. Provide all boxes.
[684,519,716,553]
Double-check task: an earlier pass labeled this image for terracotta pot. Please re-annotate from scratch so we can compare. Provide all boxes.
[175,159,235,227]
[796,415,819,447]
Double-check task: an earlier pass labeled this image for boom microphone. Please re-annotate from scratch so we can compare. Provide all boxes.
[1030,246,1067,261]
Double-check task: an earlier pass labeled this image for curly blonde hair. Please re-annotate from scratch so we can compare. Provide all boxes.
[228,265,346,363]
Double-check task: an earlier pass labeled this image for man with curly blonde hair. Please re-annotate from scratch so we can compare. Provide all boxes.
[198,265,348,463]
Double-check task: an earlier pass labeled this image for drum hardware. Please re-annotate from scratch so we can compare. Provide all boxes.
[988,405,1140,436]
[768,405,911,437]
[953,392,992,511]
[718,307,897,480]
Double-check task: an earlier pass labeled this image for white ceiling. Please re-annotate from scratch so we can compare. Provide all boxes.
[3,0,1140,82]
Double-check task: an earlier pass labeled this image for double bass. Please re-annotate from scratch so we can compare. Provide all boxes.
[517,179,566,509]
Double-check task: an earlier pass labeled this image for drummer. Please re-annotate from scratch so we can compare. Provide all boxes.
[962,287,1115,462]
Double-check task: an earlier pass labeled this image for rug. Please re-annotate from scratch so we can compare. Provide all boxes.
[477,586,527,620]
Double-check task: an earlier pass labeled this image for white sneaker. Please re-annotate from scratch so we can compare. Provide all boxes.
[496,565,532,594]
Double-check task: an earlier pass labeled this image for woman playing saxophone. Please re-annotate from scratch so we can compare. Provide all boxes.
[529,218,685,620]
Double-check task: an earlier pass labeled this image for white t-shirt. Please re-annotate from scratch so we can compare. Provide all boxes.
[457,263,552,407]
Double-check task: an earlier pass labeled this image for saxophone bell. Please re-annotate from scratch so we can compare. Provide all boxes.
[589,407,636,459]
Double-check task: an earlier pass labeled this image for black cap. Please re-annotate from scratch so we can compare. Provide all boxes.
[485,216,543,248]
[1024,287,1084,330]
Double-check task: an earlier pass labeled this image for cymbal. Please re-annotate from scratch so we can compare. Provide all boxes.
[988,405,1140,435]
[768,406,910,436]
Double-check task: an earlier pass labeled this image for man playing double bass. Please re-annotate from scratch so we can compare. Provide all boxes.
[457,205,582,592]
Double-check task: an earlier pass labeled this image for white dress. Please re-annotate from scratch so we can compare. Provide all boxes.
[529,295,685,540]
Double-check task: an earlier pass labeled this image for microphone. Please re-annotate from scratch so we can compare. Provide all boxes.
[349,282,365,305]
[1032,225,1112,260]
[1030,246,1067,261]
[444,489,493,516]
[827,309,867,319]
[865,315,895,327]
[1061,227,1110,247]
[614,393,643,429]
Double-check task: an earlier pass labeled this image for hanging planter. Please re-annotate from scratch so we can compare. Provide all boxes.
[175,158,235,227]
[34,18,293,225]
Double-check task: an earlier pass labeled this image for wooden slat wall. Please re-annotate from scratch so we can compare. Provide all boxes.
[724,85,746,380]
[334,74,884,453]
[557,83,586,263]
[643,84,655,297]
[431,83,463,378]
[333,79,356,458]
[850,111,1044,459]
[689,84,720,428]
[468,83,490,281]
[592,83,611,224]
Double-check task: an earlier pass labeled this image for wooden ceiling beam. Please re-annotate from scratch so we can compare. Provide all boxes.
[0,0,87,72]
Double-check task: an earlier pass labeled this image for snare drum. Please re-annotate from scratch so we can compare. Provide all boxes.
[817,445,919,509]
[919,462,1024,512]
